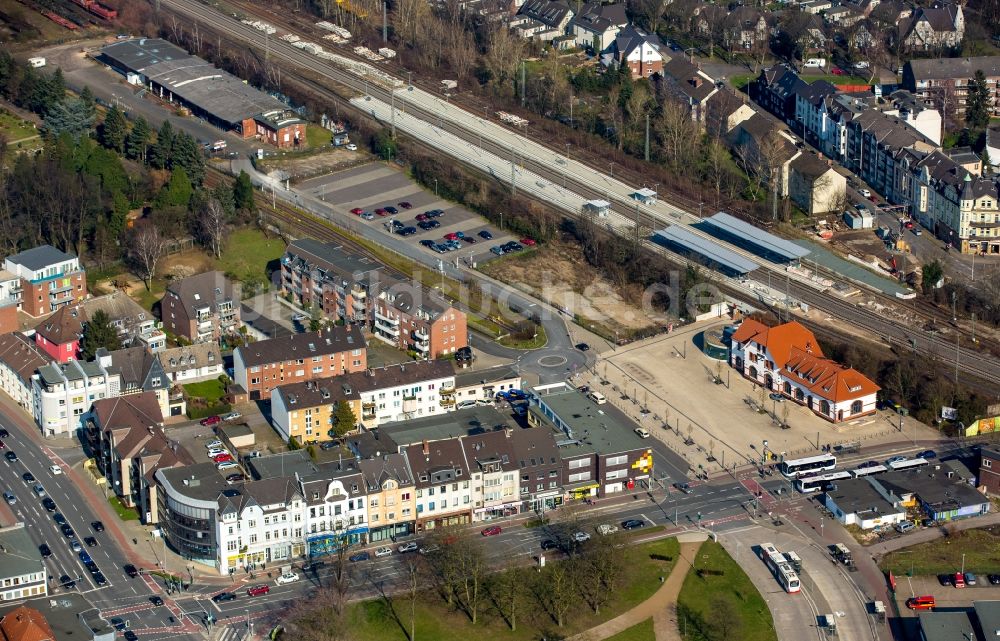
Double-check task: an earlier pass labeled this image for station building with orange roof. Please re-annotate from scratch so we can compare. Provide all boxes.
[729,319,879,422]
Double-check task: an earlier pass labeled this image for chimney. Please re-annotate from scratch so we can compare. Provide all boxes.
[422,440,429,456]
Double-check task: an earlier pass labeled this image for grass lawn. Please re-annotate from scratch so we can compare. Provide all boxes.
[881,525,1000,576]
[183,379,227,403]
[498,320,547,349]
[0,109,38,142]
[606,618,655,641]
[108,495,139,521]
[342,537,680,641]
[133,279,166,313]
[677,540,777,641]
[215,228,284,284]
[730,74,753,90]
[306,124,332,148]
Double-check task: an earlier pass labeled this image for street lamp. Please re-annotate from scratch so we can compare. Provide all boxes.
[609,161,615,178]
[434,178,438,197]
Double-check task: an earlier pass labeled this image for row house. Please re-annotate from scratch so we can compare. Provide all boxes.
[3,245,87,318]
[512,0,575,42]
[32,358,122,436]
[568,2,628,51]
[159,343,224,384]
[32,305,84,363]
[405,438,475,531]
[462,429,521,521]
[216,478,306,571]
[99,346,172,418]
[0,526,48,602]
[161,271,240,344]
[269,360,457,443]
[233,327,367,400]
[300,462,369,554]
[729,319,879,422]
[359,454,415,542]
[280,240,467,359]
[0,332,49,414]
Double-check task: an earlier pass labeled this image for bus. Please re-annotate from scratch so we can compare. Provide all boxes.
[760,542,801,594]
[851,464,888,478]
[887,458,928,471]
[779,454,837,478]
[796,471,851,493]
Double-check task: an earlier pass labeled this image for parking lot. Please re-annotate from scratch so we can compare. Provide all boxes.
[296,164,527,263]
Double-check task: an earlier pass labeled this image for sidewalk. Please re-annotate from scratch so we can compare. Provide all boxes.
[567,532,707,641]
[866,511,1000,558]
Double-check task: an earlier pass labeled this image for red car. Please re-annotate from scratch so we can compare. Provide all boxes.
[199,416,221,427]
[904,220,915,229]
[374,208,386,216]
[831,67,845,76]
[247,584,270,596]
[416,213,429,221]
[212,453,234,463]
[0,440,5,449]
[398,201,412,209]
[520,237,537,246]
[350,208,365,216]
[481,526,502,537]
[444,232,459,241]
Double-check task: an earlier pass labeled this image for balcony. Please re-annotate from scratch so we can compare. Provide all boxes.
[350,286,367,300]
[373,310,399,326]
[413,328,429,341]
[352,298,367,312]
[374,320,400,337]
[413,341,429,353]
[440,386,455,395]
[440,397,455,407]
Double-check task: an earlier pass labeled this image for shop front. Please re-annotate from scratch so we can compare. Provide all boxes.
[416,511,471,531]
[306,526,369,557]
[566,482,600,500]
[525,490,564,514]
[368,520,414,542]
[475,502,520,521]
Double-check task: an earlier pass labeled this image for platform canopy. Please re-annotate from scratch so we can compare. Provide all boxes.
[653,226,759,275]
[703,212,810,262]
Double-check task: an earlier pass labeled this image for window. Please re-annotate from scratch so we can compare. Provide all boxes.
[568,458,589,470]
[985,460,993,469]
[606,455,628,467]
[568,471,591,483]
[606,469,628,480]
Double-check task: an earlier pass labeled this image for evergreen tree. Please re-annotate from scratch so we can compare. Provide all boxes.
[149,121,174,169]
[80,309,122,360]
[110,192,130,238]
[169,131,204,185]
[331,400,357,437]
[233,170,255,213]
[83,146,129,196]
[966,69,991,130]
[157,166,193,208]
[79,85,95,108]
[44,98,95,141]
[212,182,235,219]
[126,116,150,162]
[100,105,128,153]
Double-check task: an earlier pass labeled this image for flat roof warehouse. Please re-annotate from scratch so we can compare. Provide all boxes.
[99,38,300,131]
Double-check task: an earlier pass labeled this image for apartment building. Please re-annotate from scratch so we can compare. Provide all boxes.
[0,332,49,414]
[280,239,380,324]
[404,438,473,531]
[99,347,171,418]
[300,462,370,552]
[372,277,467,358]
[161,271,240,344]
[233,327,367,400]
[155,463,229,569]
[270,360,456,443]
[453,366,522,406]
[3,245,87,317]
[462,429,521,521]
[81,292,165,353]
[0,271,18,334]
[358,454,416,542]
[0,524,47,601]
[159,343,224,383]
[32,358,122,436]
[730,319,880,422]
[904,56,1000,119]
[216,478,307,572]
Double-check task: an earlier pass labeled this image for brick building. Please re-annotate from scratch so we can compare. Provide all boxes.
[161,271,240,344]
[3,245,87,318]
[979,448,1000,495]
[233,327,367,400]
[372,276,467,359]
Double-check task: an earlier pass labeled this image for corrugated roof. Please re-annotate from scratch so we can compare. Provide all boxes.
[702,212,810,260]
[652,226,759,274]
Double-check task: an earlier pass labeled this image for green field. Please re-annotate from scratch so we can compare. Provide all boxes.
[337,537,680,641]
[881,525,1000,576]
[108,495,139,521]
[215,228,284,285]
[677,540,777,641]
[306,124,331,148]
[606,618,655,641]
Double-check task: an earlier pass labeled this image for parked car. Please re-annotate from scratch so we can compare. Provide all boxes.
[520,237,536,246]
[895,521,915,534]
[481,526,502,537]
[222,412,242,421]
[398,202,412,209]
[206,440,223,449]
[490,246,505,256]
[462,236,477,244]
[199,416,221,427]
[374,208,386,216]
[374,546,393,558]
[416,213,429,221]
[938,573,953,587]
[988,574,1000,585]
[478,230,493,240]
[954,572,966,588]
[275,571,300,585]
[886,456,907,465]
[622,519,646,530]
[859,188,871,198]
[965,572,977,585]
[397,542,419,554]
[212,453,234,463]
[122,631,136,641]
[596,524,618,536]
[573,531,591,543]
[110,618,127,632]
[349,551,370,562]
[226,473,245,483]
[916,450,937,459]
[905,595,935,610]
[247,585,270,596]
[350,208,364,215]
[634,427,650,438]
[444,232,459,241]
[217,461,239,470]
[384,206,398,215]
[212,591,237,603]
[345,143,358,151]
[398,227,417,236]
[361,212,375,220]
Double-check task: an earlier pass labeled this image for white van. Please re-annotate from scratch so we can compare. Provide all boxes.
[588,391,607,405]
[803,58,826,69]
[27,57,46,68]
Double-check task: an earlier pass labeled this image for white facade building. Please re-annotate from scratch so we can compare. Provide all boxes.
[216,478,307,575]
[31,359,121,436]
[301,471,370,552]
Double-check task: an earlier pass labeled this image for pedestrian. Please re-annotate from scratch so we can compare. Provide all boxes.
[132,538,137,545]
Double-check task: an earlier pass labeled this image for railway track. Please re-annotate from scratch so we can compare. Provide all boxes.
[168,0,1000,388]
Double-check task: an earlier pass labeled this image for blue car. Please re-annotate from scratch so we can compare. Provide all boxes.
[79,550,92,564]
[349,551,370,562]
[507,389,526,401]
[917,450,937,460]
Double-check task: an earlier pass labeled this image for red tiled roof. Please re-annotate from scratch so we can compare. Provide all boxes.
[731,319,823,368]
[0,606,55,641]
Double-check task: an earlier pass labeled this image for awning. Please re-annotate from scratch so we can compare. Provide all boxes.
[474,501,520,514]
[564,481,600,492]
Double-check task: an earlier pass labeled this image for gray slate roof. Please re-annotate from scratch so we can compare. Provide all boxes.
[907,56,1000,81]
[4,245,76,272]
[0,525,43,578]
[236,327,365,368]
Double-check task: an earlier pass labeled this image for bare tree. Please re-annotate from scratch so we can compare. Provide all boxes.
[198,198,227,259]
[489,566,528,631]
[542,562,577,627]
[394,0,429,47]
[127,221,166,290]
[656,99,697,169]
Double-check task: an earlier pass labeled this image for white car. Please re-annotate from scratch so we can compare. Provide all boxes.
[275,571,299,585]
[573,531,591,543]
[207,449,228,458]
[346,143,358,151]
[222,412,241,421]
[397,542,419,553]
[49,465,62,475]
[217,461,239,470]
[634,427,650,439]
[374,546,393,558]
[859,188,871,198]
[205,440,223,449]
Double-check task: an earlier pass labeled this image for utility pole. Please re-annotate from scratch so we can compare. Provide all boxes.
[955,333,960,385]
[951,290,957,322]
[382,2,388,43]
[390,89,396,140]
[644,113,650,162]
[520,61,526,107]
[511,146,516,197]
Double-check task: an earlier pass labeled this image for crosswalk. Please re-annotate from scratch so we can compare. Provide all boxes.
[215,623,249,641]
